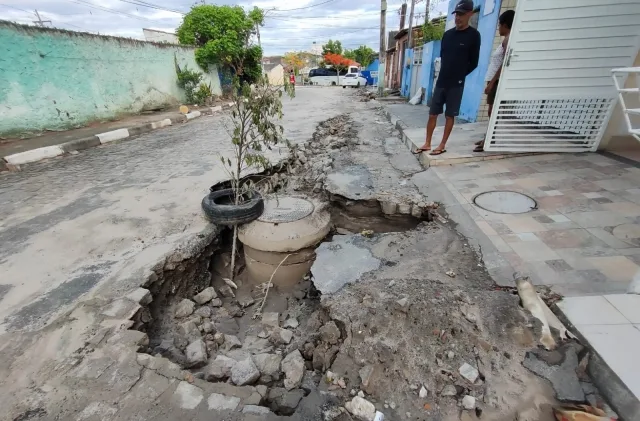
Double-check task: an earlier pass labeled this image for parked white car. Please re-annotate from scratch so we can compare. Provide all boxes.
[341,73,367,88]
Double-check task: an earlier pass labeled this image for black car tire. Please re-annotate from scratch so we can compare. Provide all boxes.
[201,189,264,226]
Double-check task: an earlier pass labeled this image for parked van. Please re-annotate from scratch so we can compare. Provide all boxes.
[309,66,364,86]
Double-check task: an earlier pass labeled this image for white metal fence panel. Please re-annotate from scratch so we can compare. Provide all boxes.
[485,0,640,153]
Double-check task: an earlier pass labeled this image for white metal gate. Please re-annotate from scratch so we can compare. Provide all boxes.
[485,0,640,153]
[410,46,423,99]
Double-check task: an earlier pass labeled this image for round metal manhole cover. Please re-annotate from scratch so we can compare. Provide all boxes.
[259,197,315,223]
[473,190,538,214]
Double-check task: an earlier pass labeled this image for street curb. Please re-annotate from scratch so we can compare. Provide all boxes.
[381,106,431,168]
[554,305,640,420]
[2,104,232,171]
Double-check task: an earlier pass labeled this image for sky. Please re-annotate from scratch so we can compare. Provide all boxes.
[0,0,449,55]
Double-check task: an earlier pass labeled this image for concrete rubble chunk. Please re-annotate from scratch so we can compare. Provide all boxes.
[231,358,260,386]
[345,396,376,421]
[301,370,319,393]
[175,299,196,318]
[206,355,236,381]
[127,288,152,305]
[195,306,212,318]
[178,321,202,342]
[219,285,235,298]
[223,334,242,350]
[202,322,214,333]
[262,312,280,327]
[172,381,204,410]
[282,350,305,390]
[210,298,223,307]
[270,327,293,345]
[284,317,299,329]
[320,321,341,344]
[242,405,272,415]
[185,339,208,368]
[462,395,476,410]
[522,347,585,402]
[277,389,305,415]
[359,365,375,394]
[441,384,457,396]
[194,287,218,304]
[459,363,479,383]
[207,393,240,411]
[252,353,283,378]
[238,296,255,308]
[419,386,428,398]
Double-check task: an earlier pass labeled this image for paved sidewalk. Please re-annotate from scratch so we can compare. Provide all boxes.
[382,103,538,167]
[0,103,231,170]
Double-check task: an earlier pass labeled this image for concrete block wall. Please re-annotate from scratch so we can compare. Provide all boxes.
[477,0,517,122]
[0,21,222,137]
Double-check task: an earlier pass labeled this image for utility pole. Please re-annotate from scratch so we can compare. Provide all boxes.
[424,0,431,25]
[407,0,416,49]
[255,23,263,72]
[377,0,387,96]
[33,10,51,27]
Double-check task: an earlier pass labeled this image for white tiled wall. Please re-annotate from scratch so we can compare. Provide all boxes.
[477,0,517,122]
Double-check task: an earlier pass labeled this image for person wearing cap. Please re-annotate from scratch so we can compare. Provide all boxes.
[414,0,480,156]
[474,9,515,152]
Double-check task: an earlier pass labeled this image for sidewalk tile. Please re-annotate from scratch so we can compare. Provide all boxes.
[536,229,605,249]
[604,295,640,324]
[577,324,640,398]
[585,256,640,282]
[557,296,628,325]
[509,240,559,261]
[566,211,631,228]
[502,215,548,233]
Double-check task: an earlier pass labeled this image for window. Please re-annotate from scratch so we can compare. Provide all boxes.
[413,47,423,65]
[326,68,338,76]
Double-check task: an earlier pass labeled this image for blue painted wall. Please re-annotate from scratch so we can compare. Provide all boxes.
[361,58,379,86]
[419,40,442,105]
[446,0,501,122]
[400,49,414,97]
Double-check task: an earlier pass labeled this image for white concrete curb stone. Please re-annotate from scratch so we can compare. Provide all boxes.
[210,105,222,113]
[150,118,172,129]
[185,111,202,120]
[4,145,64,165]
[97,128,130,144]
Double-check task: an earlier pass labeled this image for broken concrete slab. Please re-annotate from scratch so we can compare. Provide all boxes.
[172,381,204,410]
[312,235,381,295]
[522,347,585,402]
[207,392,241,411]
[325,165,376,200]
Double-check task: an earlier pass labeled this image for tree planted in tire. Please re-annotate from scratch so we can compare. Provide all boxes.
[215,74,295,282]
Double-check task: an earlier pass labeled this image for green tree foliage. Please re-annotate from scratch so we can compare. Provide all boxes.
[322,39,343,56]
[344,45,376,68]
[177,5,264,84]
[422,21,445,43]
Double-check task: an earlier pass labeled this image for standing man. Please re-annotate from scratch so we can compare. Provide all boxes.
[415,0,480,156]
[289,69,296,95]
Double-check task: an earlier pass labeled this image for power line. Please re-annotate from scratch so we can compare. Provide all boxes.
[114,0,185,15]
[0,3,31,14]
[66,0,165,23]
[270,0,337,12]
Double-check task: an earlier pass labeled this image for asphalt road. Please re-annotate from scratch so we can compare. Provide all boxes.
[0,87,347,333]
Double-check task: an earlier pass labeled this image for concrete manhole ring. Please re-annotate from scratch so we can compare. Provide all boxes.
[612,224,640,241]
[259,197,315,223]
[472,190,538,214]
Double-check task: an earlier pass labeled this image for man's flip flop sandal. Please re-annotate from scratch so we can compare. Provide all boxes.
[430,149,446,156]
[412,148,430,154]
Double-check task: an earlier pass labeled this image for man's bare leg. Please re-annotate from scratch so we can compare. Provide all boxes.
[432,116,454,154]
[417,114,438,152]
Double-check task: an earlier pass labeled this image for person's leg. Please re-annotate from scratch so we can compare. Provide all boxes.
[418,88,445,152]
[432,86,463,155]
[475,81,498,152]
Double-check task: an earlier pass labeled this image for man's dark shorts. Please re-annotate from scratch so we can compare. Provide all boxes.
[430,86,464,117]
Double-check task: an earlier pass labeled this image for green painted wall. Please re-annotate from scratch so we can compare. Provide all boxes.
[0,21,221,136]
